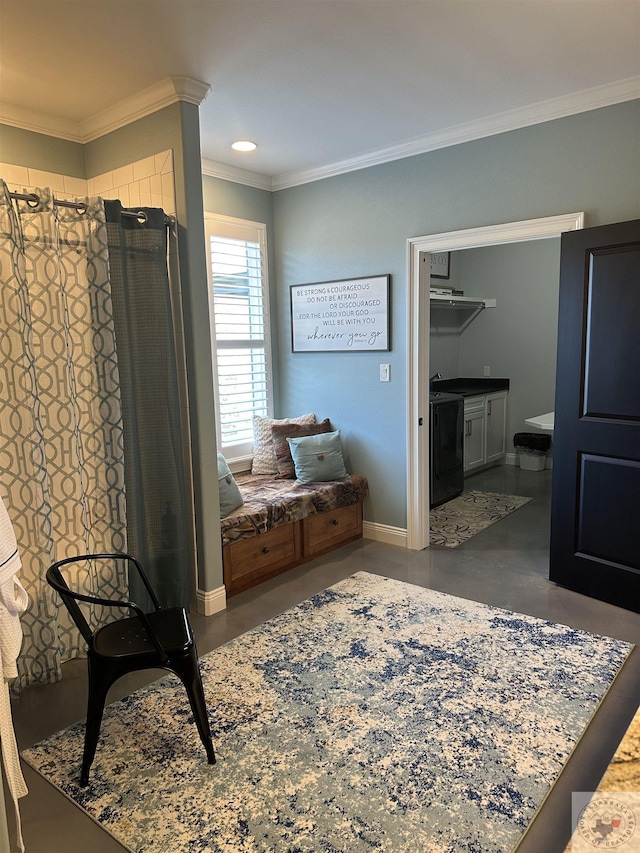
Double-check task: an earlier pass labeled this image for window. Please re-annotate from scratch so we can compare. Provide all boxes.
[205,215,272,463]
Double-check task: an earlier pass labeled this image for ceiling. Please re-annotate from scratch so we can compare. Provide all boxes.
[1,0,639,187]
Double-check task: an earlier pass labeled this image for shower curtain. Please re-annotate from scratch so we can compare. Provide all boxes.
[104,200,189,612]
[0,180,190,690]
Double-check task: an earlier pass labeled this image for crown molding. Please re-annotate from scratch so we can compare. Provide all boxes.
[1,75,637,188]
[0,76,211,144]
[0,103,83,142]
[82,76,210,142]
[201,158,274,191]
[271,76,640,191]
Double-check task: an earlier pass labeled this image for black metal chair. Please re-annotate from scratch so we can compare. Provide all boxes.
[46,552,215,786]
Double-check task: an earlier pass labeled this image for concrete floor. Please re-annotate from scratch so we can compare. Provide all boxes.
[8,464,640,852]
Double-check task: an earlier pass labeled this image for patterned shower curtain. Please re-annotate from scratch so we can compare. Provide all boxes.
[0,181,128,690]
[0,181,190,691]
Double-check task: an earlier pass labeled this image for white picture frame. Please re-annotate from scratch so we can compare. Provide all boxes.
[290,274,390,352]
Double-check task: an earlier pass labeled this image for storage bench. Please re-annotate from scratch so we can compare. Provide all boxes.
[221,473,368,596]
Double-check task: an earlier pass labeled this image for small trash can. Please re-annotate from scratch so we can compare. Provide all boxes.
[513,432,552,471]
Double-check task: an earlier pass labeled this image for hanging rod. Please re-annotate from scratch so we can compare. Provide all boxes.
[8,191,175,227]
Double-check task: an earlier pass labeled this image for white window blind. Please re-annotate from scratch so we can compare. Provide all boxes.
[205,215,272,461]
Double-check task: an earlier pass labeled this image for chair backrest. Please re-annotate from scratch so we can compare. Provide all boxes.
[46,562,95,646]
[46,553,162,650]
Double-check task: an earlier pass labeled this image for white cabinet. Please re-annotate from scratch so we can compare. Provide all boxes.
[486,391,508,464]
[463,397,486,473]
[464,391,508,474]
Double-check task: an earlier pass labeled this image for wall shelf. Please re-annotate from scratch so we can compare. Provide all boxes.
[430,293,496,330]
[430,293,496,309]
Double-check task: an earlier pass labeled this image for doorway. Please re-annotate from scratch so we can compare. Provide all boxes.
[406,212,584,551]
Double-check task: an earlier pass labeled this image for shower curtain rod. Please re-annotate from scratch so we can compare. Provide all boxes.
[8,190,175,227]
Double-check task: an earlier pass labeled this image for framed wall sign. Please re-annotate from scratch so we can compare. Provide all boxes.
[430,251,450,279]
[290,275,390,352]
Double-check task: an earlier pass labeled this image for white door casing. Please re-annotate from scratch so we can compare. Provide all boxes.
[406,212,584,551]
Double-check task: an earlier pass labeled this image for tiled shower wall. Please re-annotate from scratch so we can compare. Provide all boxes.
[0,149,176,213]
[1,151,200,596]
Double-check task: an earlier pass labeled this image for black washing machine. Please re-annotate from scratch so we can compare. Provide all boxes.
[429,391,464,508]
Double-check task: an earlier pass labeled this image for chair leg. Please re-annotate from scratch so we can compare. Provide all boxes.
[174,652,216,765]
[81,659,110,786]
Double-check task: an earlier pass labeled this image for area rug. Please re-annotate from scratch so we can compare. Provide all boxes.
[430,489,532,547]
[23,572,632,853]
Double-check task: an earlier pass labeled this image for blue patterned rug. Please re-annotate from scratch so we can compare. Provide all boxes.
[23,572,633,853]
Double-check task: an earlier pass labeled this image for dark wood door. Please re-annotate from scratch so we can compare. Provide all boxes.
[550,219,640,611]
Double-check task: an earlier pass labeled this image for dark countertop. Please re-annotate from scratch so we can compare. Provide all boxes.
[431,377,510,397]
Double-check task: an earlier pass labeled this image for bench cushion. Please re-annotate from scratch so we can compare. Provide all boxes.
[220,473,368,546]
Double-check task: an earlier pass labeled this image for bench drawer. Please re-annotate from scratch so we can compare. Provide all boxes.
[303,502,363,557]
[223,522,302,594]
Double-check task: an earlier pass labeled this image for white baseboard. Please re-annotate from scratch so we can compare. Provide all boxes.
[196,584,227,616]
[363,520,407,548]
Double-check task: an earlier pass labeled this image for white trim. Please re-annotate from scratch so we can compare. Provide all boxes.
[202,158,274,192]
[195,584,227,616]
[0,76,210,144]
[270,77,640,190]
[406,240,431,550]
[406,212,585,551]
[83,77,210,142]
[2,75,636,187]
[204,212,273,459]
[363,520,407,549]
[418,212,585,252]
[0,103,82,142]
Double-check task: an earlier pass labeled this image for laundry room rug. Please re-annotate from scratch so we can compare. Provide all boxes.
[23,572,632,853]
[430,489,532,547]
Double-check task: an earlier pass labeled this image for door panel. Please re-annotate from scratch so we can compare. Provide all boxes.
[550,219,640,612]
[584,246,640,419]
[578,455,640,568]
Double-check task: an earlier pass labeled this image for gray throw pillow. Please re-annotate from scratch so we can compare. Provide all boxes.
[286,430,348,483]
[272,418,333,478]
[217,452,244,517]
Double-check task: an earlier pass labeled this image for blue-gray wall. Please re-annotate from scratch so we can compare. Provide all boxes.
[272,101,640,530]
[2,98,639,548]
[0,124,86,176]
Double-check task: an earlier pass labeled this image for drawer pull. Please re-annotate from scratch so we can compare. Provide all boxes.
[332,519,339,526]
[262,546,270,554]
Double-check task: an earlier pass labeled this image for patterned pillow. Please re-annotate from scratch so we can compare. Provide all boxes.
[251,413,316,475]
[272,418,332,478]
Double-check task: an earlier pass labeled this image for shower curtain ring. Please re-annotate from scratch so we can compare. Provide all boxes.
[135,211,148,224]
[26,194,39,208]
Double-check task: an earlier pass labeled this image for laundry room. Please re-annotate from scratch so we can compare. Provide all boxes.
[428,237,560,509]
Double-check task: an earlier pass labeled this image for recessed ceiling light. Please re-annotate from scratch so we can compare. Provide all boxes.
[231,140,257,152]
